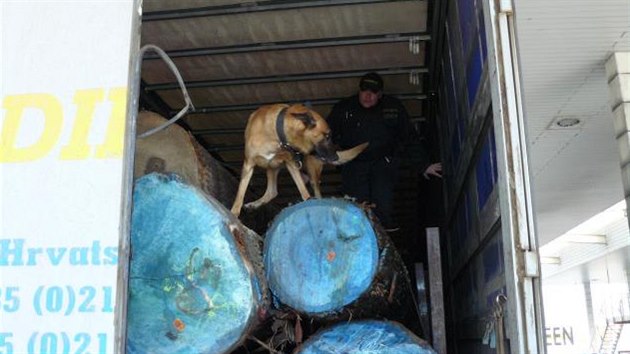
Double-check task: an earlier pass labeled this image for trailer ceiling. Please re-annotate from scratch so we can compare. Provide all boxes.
[139,0,433,232]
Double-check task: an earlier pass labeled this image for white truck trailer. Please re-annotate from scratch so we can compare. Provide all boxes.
[1,1,544,353]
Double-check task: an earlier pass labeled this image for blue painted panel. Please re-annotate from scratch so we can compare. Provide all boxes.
[264,199,378,315]
[127,173,260,354]
[297,320,436,354]
[476,135,493,209]
[466,37,483,108]
[478,1,488,60]
[457,0,476,55]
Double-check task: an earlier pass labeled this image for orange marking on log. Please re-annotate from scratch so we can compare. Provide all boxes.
[327,250,336,262]
[173,318,186,332]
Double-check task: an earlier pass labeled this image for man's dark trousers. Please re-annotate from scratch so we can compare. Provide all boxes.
[340,156,400,228]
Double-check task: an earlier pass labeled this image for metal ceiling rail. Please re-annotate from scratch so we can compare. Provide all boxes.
[180,93,428,114]
[142,32,430,59]
[143,0,414,21]
[146,66,428,91]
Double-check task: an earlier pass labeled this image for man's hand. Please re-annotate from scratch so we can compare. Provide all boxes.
[423,162,443,179]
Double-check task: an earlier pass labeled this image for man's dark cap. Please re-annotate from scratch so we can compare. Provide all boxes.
[359,72,384,93]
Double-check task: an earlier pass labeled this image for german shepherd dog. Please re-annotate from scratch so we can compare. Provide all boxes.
[231,104,368,216]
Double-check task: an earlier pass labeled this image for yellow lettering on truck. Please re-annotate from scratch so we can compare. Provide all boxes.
[1,94,63,163]
[1,87,127,163]
[59,88,105,160]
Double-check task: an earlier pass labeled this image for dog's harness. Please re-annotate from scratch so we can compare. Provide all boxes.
[276,107,304,168]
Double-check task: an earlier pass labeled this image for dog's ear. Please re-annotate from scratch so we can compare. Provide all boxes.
[291,112,317,129]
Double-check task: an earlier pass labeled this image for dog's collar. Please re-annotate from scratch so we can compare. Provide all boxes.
[276,107,304,167]
[275,107,290,148]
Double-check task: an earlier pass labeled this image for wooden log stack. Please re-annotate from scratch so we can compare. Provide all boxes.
[128,111,436,353]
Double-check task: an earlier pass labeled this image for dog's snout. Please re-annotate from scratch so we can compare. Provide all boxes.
[315,139,338,162]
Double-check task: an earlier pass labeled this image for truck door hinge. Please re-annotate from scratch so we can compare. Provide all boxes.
[523,250,540,278]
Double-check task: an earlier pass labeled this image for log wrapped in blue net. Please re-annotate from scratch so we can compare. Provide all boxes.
[263,198,416,325]
[127,173,267,354]
[295,320,437,354]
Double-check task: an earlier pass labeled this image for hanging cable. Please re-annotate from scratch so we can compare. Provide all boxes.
[138,44,195,139]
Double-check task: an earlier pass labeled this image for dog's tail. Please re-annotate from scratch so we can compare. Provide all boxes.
[331,142,369,165]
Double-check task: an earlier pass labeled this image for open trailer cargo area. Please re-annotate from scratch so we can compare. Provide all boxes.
[138,0,434,239]
[1,0,546,353]
[135,3,439,349]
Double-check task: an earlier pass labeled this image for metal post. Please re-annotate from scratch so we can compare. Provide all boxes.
[427,227,447,354]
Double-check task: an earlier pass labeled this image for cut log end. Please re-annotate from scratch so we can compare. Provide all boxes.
[127,173,265,354]
[264,198,379,315]
[295,320,437,354]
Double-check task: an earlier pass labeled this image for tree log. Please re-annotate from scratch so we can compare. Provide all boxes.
[295,320,436,354]
[263,199,419,329]
[127,173,268,354]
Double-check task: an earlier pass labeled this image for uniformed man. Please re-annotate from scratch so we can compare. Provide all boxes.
[327,72,442,229]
